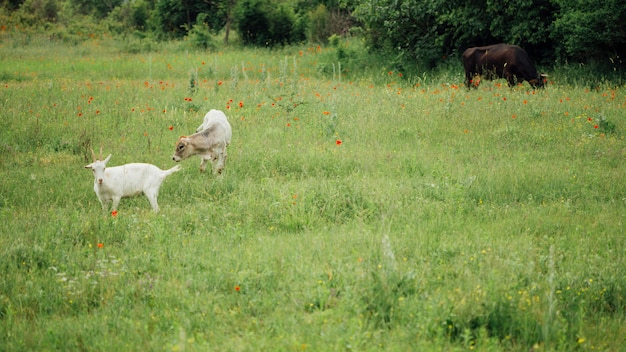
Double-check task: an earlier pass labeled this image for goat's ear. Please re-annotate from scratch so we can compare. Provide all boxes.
[103,154,112,164]
[84,163,93,169]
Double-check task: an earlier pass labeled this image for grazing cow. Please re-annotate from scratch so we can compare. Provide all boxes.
[173,110,232,174]
[462,44,546,89]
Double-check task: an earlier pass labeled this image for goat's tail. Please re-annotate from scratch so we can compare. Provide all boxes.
[163,164,182,176]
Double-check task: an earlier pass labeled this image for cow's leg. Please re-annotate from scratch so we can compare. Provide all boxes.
[465,71,474,88]
[507,75,516,87]
[215,148,226,175]
[200,157,209,172]
[503,68,516,87]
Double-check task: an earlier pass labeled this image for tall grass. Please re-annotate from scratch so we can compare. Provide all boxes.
[1,35,625,351]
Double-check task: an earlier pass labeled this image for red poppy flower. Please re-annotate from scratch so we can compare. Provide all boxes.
[336,139,342,146]
[97,243,104,248]
[239,101,244,108]
[111,210,118,217]
[169,126,173,131]
[234,286,241,292]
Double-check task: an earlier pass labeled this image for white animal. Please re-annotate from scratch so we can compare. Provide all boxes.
[196,109,229,132]
[173,109,232,174]
[85,153,181,212]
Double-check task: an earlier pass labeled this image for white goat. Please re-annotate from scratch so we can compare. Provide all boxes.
[173,109,232,174]
[85,153,181,212]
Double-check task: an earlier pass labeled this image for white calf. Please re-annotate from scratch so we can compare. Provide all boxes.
[85,154,181,212]
[196,109,229,132]
[173,109,232,174]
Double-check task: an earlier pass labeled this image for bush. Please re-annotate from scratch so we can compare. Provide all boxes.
[234,0,302,47]
[185,14,217,50]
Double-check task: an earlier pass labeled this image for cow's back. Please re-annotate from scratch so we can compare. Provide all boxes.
[200,118,232,146]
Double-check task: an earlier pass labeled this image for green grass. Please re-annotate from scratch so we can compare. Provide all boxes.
[1,35,625,351]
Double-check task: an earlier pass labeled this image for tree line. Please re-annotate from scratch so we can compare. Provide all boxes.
[2,0,624,71]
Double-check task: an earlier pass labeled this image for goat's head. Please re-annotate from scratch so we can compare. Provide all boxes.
[85,154,112,185]
[172,136,191,162]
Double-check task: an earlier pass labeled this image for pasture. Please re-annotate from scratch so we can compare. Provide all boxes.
[0,36,625,351]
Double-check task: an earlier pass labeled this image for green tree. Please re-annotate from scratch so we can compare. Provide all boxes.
[353,0,446,69]
[354,0,557,69]
[69,0,124,18]
[153,0,226,38]
[234,0,303,46]
[553,0,626,64]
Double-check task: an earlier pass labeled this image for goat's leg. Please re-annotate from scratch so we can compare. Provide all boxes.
[145,191,160,212]
[111,196,122,212]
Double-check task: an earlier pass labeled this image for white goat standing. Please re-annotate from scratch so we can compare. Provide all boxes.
[85,153,181,213]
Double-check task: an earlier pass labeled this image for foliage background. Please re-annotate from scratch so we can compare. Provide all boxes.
[2,0,625,76]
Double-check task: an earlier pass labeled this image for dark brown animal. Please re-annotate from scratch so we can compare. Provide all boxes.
[462,44,546,89]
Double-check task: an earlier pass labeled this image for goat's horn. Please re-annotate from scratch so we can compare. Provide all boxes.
[90,148,96,161]
[99,145,103,160]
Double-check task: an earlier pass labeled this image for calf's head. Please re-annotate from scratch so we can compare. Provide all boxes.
[85,154,112,185]
[173,136,193,162]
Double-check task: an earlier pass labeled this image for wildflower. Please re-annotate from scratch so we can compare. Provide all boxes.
[336,139,342,146]
[234,285,241,292]
[238,101,244,108]
[323,111,330,115]
[97,243,104,248]
[594,125,599,129]
[111,210,118,217]
[217,81,223,86]
[169,126,173,131]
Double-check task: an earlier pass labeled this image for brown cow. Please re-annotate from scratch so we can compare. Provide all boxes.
[462,44,546,89]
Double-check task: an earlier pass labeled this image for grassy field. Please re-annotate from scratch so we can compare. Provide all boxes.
[1,35,625,351]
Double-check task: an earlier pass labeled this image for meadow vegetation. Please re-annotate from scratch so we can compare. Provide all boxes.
[0,35,625,351]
